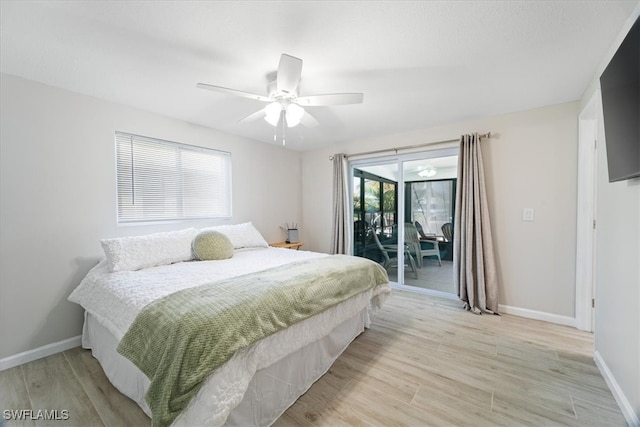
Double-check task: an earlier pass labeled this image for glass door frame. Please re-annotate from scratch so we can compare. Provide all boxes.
[349,147,458,289]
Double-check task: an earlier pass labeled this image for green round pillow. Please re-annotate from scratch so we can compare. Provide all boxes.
[192,230,234,261]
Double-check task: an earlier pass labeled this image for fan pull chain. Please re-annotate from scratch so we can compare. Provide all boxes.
[281,109,286,145]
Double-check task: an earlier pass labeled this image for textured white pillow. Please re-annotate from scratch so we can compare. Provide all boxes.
[101,228,198,272]
[202,222,268,249]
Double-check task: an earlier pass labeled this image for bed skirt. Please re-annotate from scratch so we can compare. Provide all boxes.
[82,306,368,426]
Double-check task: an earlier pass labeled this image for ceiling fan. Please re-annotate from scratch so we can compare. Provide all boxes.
[197,54,364,129]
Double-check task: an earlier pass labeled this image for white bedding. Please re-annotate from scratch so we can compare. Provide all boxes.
[69,247,326,340]
[69,247,391,426]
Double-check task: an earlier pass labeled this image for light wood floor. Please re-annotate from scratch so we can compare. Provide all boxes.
[0,291,627,426]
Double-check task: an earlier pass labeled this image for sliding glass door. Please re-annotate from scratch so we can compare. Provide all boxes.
[351,148,458,294]
[353,167,398,260]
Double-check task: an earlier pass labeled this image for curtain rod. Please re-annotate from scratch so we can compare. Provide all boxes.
[329,132,492,161]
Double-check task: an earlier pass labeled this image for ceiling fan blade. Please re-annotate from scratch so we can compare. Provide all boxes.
[301,110,320,128]
[237,108,266,124]
[196,83,271,102]
[296,93,364,106]
[277,54,303,94]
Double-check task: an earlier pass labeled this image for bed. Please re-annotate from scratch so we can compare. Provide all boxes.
[68,223,391,426]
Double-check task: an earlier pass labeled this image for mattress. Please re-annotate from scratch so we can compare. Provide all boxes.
[70,247,391,425]
[70,247,329,341]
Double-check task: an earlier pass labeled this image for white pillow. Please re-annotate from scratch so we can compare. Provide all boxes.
[101,228,198,272]
[202,222,268,249]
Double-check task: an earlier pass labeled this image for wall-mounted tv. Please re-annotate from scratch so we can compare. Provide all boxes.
[599,15,640,183]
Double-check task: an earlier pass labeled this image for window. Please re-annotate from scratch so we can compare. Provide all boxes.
[406,179,456,236]
[115,132,232,223]
[353,168,398,259]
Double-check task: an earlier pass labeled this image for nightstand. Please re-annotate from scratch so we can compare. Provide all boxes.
[270,241,303,250]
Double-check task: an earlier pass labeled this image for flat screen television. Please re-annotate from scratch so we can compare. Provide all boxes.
[599,15,640,183]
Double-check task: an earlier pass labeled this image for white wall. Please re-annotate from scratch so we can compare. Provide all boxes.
[0,74,302,359]
[302,102,580,319]
[593,113,640,422]
[582,6,640,422]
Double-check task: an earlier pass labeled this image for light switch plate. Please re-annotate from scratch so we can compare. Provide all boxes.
[522,208,535,222]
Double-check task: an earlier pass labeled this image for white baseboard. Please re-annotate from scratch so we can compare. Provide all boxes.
[594,350,640,427]
[498,304,577,328]
[393,286,577,327]
[0,335,82,371]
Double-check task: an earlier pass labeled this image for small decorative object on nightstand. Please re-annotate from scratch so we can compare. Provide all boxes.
[286,228,299,244]
[279,222,300,244]
[270,241,303,250]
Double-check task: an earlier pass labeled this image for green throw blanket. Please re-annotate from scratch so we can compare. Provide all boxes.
[117,254,388,427]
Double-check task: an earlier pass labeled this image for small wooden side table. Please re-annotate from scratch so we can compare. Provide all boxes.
[270,241,303,250]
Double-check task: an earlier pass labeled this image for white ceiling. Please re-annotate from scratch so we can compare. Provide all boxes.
[1,1,638,151]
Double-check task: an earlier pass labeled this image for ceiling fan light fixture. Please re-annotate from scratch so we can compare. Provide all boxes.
[264,102,282,126]
[285,103,304,128]
[418,168,437,178]
[198,54,364,133]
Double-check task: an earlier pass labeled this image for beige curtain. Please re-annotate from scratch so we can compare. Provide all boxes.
[454,134,499,314]
[331,153,351,255]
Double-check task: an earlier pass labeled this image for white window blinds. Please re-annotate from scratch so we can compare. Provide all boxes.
[115,132,232,223]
